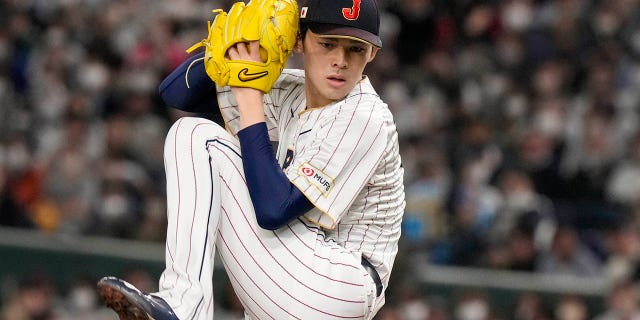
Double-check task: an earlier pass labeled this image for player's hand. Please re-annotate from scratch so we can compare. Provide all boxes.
[227,41,264,97]
[227,41,263,94]
[228,41,265,128]
[227,41,262,63]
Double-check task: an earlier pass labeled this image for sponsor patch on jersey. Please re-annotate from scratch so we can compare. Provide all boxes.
[298,162,333,197]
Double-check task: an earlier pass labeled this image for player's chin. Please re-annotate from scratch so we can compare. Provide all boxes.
[322,89,351,103]
[323,82,354,100]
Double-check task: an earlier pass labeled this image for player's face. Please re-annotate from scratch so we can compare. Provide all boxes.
[298,30,378,108]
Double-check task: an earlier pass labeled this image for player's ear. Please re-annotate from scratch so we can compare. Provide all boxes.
[294,29,305,53]
[294,38,304,53]
[367,47,378,62]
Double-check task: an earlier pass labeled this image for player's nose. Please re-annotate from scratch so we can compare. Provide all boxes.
[331,48,348,69]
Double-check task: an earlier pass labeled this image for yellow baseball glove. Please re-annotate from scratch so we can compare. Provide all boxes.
[186,0,299,93]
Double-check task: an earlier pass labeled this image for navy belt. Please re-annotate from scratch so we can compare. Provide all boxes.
[361,256,382,297]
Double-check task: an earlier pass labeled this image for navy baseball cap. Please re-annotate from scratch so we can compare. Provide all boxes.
[299,0,382,48]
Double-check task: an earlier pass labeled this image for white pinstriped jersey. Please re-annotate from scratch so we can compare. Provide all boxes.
[216,69,405,298]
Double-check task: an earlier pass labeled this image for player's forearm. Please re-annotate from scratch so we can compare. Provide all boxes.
[237,122,314,230]
[233,87,266,129]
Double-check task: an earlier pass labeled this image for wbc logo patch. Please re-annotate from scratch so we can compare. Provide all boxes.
[298,162,334,196]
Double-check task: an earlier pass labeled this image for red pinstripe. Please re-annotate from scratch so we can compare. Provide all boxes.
[197,141,371,319]
[210,73,403,318]
[298,109,323,156]
[207,141,368,288]
[218,217,301,318]
[164,118,183,292]
[285,223,314,250]
[218,233,282,319]
[205,294,213,318]
[171,118,183,262]
[205,141,246,186]
[288,224,364,271]
[326,121,384,212]
[219,204,365,318]
[322,92,363,172]
[356,188,374,251]
[272,230,364,288]
[217,173,365,297]
[159,105,392,318]
[179,123,204,303]
[365,159,388,259]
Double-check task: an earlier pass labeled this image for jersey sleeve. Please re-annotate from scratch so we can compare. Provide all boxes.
[286,99,389,229]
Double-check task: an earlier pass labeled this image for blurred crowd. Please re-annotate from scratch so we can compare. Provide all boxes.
[4,0,640,318]
[391,0,640,288]
[376,279,640,319]
[4,267,640,320]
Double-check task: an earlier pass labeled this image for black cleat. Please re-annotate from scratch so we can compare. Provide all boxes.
[97,276,179,320]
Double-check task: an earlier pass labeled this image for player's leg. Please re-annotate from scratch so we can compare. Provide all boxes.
[151,117,226,319]
[166,116,378,319]
[216,214,378,319]
[98,117,228,320]
[98,116,377,320]
[208,142,378,319]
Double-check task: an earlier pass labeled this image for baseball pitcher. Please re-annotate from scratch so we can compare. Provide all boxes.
[97,0,405,318]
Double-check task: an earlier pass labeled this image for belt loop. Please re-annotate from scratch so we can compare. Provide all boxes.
[361,256,382,297]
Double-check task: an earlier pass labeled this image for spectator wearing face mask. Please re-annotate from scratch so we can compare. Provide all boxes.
[537,225,603,277]
[594,280,640,320]
[554,295,589,320]
[453,290,493,320]
[1,271,61,320]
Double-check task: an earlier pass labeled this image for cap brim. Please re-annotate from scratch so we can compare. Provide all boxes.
[308,23,382,48]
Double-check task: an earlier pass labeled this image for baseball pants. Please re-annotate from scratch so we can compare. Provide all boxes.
[154,117,377,320]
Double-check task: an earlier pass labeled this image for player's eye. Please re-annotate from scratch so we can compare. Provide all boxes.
[319,41,334,49]
[350,46,366,53]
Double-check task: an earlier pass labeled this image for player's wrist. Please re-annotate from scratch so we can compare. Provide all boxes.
[232,86,264,102]
[233,87,265,128]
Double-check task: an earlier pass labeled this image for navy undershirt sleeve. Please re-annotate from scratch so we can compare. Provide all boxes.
[158,52,220,114]
[237,122,315,230]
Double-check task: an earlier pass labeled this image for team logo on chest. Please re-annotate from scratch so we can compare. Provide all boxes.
[298,162,334,197]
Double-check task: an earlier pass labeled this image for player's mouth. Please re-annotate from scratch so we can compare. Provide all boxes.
[327,74,347,88]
